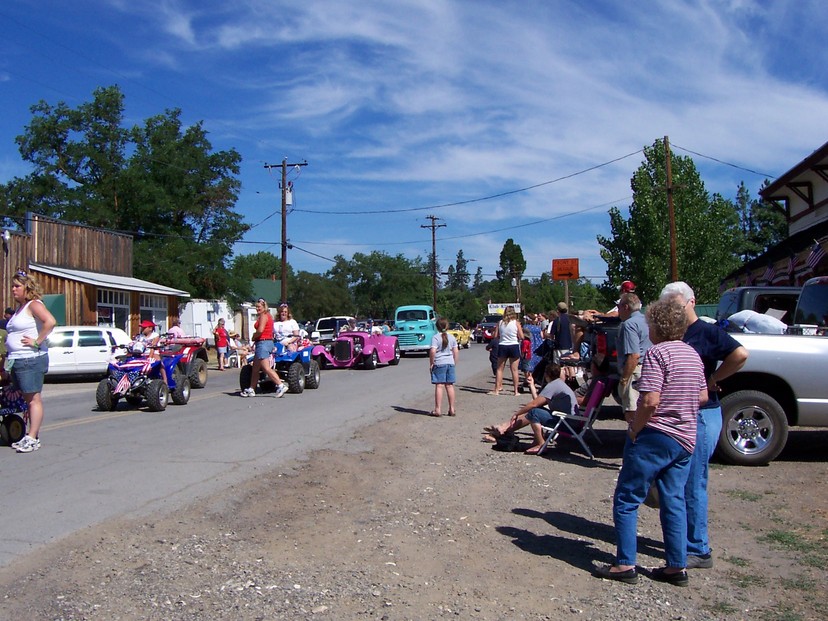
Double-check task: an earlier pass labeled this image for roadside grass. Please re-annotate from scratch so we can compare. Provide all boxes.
[760,605,805,621]
[729,571,765,589]
[780,575,816,591]
[705,600,738,615]
[723,555,750,567]
[759,528,827,569]
[723,489,763,502]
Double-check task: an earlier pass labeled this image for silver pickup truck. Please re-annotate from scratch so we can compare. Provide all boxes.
[716,276,828,466]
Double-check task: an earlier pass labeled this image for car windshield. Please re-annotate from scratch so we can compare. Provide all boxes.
[398,310,427,321]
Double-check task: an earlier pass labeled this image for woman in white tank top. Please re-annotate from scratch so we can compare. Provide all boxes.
[489,306,524,396]
[6,270,56,453]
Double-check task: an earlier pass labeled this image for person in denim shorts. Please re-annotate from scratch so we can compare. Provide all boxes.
[428,317,459,417]
[6,270,56,453]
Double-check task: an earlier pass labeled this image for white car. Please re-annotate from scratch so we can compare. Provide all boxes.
[46,326,132,377]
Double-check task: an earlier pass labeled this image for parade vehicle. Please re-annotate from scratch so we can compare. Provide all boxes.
[313,328,400,370]
[95,341,191,412]
[0,384,27,445]
[474,314,503,343]
[447,322,472,349]
[239,340,321,394]
[387,305,438,354]
[163,335,209,388]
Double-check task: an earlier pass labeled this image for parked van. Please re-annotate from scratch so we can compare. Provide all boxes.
[46,326,131,377]
[716,286,801,326]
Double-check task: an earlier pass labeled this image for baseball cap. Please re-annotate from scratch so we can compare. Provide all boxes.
[139,320,156,329]
[620,280,636,293]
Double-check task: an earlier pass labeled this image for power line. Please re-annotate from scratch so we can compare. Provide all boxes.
[291,150,643,216]
[672,144,776,178]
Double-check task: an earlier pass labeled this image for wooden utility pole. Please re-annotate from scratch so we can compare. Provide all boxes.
[263,159,308,303]
[421,215,446,312]
[664,135,678,281]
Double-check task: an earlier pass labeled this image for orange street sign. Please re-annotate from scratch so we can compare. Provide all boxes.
[552,258,579,280]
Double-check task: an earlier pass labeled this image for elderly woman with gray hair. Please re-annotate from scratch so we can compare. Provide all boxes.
[595,297,707,587]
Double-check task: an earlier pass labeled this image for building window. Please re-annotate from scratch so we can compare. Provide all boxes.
[97,289,129,332]
[140,294,167,333]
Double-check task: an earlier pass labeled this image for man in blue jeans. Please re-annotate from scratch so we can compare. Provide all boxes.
[660,282,748,569]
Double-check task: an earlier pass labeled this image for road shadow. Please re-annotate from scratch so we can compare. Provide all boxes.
[391,405,443,417]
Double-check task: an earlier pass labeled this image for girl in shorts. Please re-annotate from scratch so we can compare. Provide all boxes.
[428,317,459,417]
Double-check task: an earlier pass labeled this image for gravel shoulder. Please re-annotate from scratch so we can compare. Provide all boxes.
[1,368,827,620]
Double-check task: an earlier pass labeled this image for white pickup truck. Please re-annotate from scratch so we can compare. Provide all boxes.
[717,276,828,465]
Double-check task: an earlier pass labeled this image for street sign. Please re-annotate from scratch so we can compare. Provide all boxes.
[552,258,579,280]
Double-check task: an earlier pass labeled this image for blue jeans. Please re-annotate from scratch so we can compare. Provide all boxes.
[685,406,722,556]
[613,428,692,568]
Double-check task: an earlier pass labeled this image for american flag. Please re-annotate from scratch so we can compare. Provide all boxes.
[806,241,825,269]
[762,262,776,283]
[787,252,797,277]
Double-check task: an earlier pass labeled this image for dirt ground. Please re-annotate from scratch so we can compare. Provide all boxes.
[1,368,827,621]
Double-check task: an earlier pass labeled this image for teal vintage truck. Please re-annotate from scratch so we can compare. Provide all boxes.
[388,305,438,354]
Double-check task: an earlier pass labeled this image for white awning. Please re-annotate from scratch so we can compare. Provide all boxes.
[30,263,191,298]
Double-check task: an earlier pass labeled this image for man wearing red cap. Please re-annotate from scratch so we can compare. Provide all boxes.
[135,320,167,383]
[605,280,637,317]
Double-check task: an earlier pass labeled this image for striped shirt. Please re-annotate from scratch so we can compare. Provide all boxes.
[636,340,706,453]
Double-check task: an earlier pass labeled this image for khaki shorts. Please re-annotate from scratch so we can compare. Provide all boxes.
[620,364,642,412]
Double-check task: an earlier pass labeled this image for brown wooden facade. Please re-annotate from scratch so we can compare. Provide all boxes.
[1,214,188,333]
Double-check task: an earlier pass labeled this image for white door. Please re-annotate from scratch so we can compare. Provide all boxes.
[75,330,111,374]
[47,330,78,375]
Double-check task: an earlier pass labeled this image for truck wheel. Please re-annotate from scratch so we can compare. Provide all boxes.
[1,414,26,445]
[171,370,191,405]
[718,390,789,466]
[388,342,401,366]
[146,379,169,412]
[96,379,117,411]
[287,361,305,393]
[189,358,208,389]
[305,359,321,389]
[363,350,378,370]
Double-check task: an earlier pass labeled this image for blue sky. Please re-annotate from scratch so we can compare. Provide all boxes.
[2,0,828,285]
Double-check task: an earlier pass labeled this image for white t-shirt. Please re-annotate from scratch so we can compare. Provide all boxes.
[274,319,300,343]
[430,332,458,366]
[498,319,519,346]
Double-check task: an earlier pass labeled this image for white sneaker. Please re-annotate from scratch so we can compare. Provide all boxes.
[240,388,255,398]
[15,435,40,453]
[276,383,288,398]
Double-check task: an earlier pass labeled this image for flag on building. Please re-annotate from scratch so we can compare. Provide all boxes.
[787,252,797,278]
[762,262,776,283]
[806,241,825,269]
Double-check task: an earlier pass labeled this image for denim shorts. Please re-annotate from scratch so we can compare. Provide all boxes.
[11,353,49,394]
[498,344,520,360]
[217,346,228,355]
[254,339,274,360]
[431,364,456,384]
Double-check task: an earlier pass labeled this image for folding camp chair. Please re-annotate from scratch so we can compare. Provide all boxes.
[537,377,614,459]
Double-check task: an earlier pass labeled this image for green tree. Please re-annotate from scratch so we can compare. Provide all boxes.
[735,180,787,261]
[289,270,351,320]
[446,249,471,290]
[2,85,247,299]
[598,138,742,303]
[496,239,527,283]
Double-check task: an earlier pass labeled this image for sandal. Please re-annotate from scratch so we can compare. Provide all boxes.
[430,410,442,417]
[448,410,456,417]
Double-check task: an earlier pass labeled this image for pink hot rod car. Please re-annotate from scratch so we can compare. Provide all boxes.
[312,329,401,369]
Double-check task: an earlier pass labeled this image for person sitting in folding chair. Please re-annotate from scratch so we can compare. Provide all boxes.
[482,363,578,455]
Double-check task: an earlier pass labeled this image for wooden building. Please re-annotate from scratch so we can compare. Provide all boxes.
[722,140,828,287]
[0,214,189,335]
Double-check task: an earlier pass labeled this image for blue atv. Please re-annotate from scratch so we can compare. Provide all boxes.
[238,342,321,394]
[0,385,27,445]
[96,342,191,412]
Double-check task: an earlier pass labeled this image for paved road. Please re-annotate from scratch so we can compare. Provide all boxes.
[0,345,491,567]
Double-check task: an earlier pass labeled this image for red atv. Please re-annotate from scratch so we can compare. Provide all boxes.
[163,336,210,388]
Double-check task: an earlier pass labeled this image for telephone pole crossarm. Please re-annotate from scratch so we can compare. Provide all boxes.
[263,159,308,303]
[421,215,446,312]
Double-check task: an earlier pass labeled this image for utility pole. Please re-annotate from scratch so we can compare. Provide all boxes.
[263,158,308,303]
[421,215,446,312]
[664,135,678,281]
